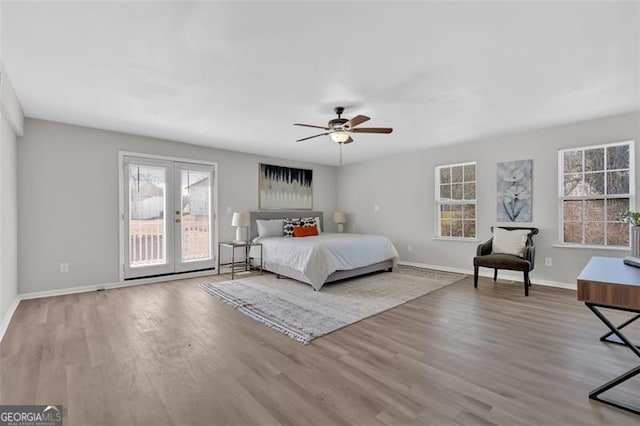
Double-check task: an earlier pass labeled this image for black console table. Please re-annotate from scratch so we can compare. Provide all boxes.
[577,256,640,415]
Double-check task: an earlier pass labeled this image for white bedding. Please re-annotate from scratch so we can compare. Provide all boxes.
[252,233,399,290]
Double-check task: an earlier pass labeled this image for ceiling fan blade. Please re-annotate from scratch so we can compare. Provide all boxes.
[296,132,329,142]
[344,115,370,129]
[294,123,330,130]
[343,136,354,144]
[352,127,393,134]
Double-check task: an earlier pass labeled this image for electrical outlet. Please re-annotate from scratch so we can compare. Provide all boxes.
[544,257,552,267]
[374,204,381,212]
[60,263,69,273]
[407,245,413,252]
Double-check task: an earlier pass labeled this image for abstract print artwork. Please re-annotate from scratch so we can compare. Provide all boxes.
[259,163,313,209]
[497,160,532,222]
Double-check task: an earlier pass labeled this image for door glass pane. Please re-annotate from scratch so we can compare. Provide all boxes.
[129,165,166,267]
[181,169,211,262]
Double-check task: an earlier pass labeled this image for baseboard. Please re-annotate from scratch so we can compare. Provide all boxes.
[0,297,21,344]
[19,269,218,301]
[398,260,576,290]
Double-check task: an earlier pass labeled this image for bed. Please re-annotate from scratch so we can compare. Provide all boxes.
[248,211,399,290]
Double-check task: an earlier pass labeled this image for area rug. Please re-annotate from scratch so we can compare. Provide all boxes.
[198,266,465,344]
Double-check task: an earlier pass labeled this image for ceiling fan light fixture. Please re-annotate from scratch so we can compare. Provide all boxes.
[330,131,350,143]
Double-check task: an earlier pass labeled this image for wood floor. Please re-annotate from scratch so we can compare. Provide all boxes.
[2,271,640,425]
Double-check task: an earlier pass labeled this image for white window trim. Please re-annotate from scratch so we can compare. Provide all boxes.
[552,243,630,251]
[434,161,477,240]
[557,140,635,248]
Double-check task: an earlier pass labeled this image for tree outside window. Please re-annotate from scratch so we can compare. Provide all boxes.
[559,141,634,246]
[436,162,476,239]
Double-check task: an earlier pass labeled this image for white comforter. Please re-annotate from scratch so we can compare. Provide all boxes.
[253,233,399,290]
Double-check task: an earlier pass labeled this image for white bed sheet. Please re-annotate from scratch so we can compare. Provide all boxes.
[251,233,399,290]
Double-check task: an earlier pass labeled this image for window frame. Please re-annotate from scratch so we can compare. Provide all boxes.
[434,161,478,241]
[557,140,635,248]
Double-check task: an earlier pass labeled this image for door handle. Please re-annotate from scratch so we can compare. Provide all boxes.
[175,219,181,223]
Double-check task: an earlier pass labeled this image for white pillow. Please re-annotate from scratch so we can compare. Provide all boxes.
[256,219,284,238]
[492,228,530,257]
[314,216,322,233]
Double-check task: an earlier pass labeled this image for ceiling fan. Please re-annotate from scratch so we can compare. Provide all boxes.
[294,106,393,145]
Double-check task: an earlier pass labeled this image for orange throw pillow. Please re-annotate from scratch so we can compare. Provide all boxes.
[293,225,319,237]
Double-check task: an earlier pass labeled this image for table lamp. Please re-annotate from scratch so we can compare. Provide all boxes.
[334,211,347,233]
[231,211,250,242]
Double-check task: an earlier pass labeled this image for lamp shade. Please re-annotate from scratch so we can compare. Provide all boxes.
[231,211,250,227]
[333,211,347,224]
[330,131,350,143]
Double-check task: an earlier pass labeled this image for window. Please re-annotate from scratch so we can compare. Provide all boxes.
[435,162,476,239]
[558,141,634,247]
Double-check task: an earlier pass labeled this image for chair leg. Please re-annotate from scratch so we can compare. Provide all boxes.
[524,271,530,296]
[528,274,532,287]
[474,266,479,288]
[493,269,498,281]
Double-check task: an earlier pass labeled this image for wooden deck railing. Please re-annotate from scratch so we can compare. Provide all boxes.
[129,218,210,266]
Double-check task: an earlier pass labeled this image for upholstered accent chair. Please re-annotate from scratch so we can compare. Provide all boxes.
[473,226,539,296]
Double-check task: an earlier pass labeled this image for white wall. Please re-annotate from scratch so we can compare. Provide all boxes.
[18,119,338,294]
[0,114,18,328]
[0,63,23,136]
[337,111,640,286]
[0,56,21,335]
[15,111,640,295]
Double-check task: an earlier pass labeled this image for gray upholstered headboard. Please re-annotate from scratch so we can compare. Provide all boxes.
[249,211,324,240]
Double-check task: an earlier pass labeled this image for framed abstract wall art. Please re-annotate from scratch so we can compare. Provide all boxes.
[259,163,313,210]
[497,159,532,222]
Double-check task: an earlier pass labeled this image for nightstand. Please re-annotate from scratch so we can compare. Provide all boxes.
[217,241,263,279]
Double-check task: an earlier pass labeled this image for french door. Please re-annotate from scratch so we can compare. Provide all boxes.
[123,156,216,279]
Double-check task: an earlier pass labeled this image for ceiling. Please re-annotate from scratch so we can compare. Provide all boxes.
[2,1,638,166]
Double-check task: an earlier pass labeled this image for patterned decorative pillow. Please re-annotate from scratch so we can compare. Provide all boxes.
[300,217,317,228]
[283,217,301,237]
[283,217,317,237]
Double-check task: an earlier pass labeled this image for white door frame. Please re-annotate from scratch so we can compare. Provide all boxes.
[123,156,175,279]
[118,151,219,281]
[173,161,217,273]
